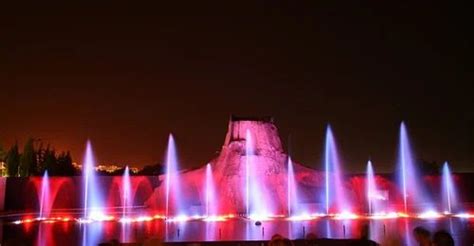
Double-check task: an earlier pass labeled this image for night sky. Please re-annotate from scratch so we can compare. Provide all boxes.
[1,2,472,172]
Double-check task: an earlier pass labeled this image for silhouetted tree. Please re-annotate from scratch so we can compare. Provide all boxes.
[42,148,57,175]
[35,143,47,174]
[0,142,6,161]
[6,143,20,177]
[56,151,76,176]
[137,163,164,176]
[19,138,36,176]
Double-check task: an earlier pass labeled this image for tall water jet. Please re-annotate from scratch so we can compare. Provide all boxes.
[397,122,428,213]
[287,157,299,216]
[442,162,458,213]
[165,134,183,217]
[324,125,351,214]
[122,166,131,217]
[366,160,379,215]
[121,166,132,242]
[83,141,104,219]
[246,129,268,219]
[39,170,50,219]
[205,163,217,217]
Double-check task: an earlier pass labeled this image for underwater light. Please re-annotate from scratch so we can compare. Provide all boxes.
[61,217,72,222]
[248,213,272,221]
[77,218,93,224]
[225,214,236,218]
[418,210,443,219]
[334,211,359,220]
[396,212,409,218]
[153,214,166,219]
[310,213,327,218]
[135,216,153,222]
[287,214,313,221]
[454,213,474,219]
[369,212,400,220]
[119,217,133,223]
[203,215,227,222]
[167,215,191,222]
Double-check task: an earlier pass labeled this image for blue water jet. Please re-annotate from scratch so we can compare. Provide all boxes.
[165,134,183,217]
[205,163,217,217]
[246,129,269,219]
[324,125,351,214]
[287,157,300,216]
[83,141,104,219]
[397,122,431,213]
[442,162,458,213]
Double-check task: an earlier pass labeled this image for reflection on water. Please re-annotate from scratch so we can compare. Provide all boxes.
[1,218,473,245]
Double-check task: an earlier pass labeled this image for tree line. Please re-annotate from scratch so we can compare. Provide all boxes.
[0,138,77,177]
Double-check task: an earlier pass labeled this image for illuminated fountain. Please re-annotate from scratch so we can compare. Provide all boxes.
[82,141,105,221]
[442,162,458,214]
[120,166,132,242]
[366,161,376,215]
[287,157,298,216]
[122,166,132,219]
[205,163,217,218]
[39,171,50,219]
[165,134,183,218]
[246,129,271,220]
[397,122,431,213]
[6,117,474,245]
[324,125,352,215]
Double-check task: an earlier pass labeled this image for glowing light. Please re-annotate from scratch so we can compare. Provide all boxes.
[24,218,34,223]
[334,211,359,220]
[119,217,133,223]
[191,214,203,220]
[248,213,272,221]
[454,213,474,219]
[369,212,400,220]
[397,212,409,218]
[135,216,153,222]
[310,213,327,217]
[167,215,190,222]
[77,218,93,224]
[417,210,443,219]
[203,215,227,222]
[287,214,313,221]
[88,211,114,221]
[153,214,166,219]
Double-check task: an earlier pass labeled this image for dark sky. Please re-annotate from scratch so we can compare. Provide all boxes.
[0,2,472,172]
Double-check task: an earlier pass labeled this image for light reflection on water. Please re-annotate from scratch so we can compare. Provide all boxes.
[1,218,473,245]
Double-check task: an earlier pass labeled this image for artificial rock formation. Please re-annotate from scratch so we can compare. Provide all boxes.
[146,116,350,215]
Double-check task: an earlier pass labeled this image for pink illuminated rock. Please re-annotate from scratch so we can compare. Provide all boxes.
[146,116,337,215]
